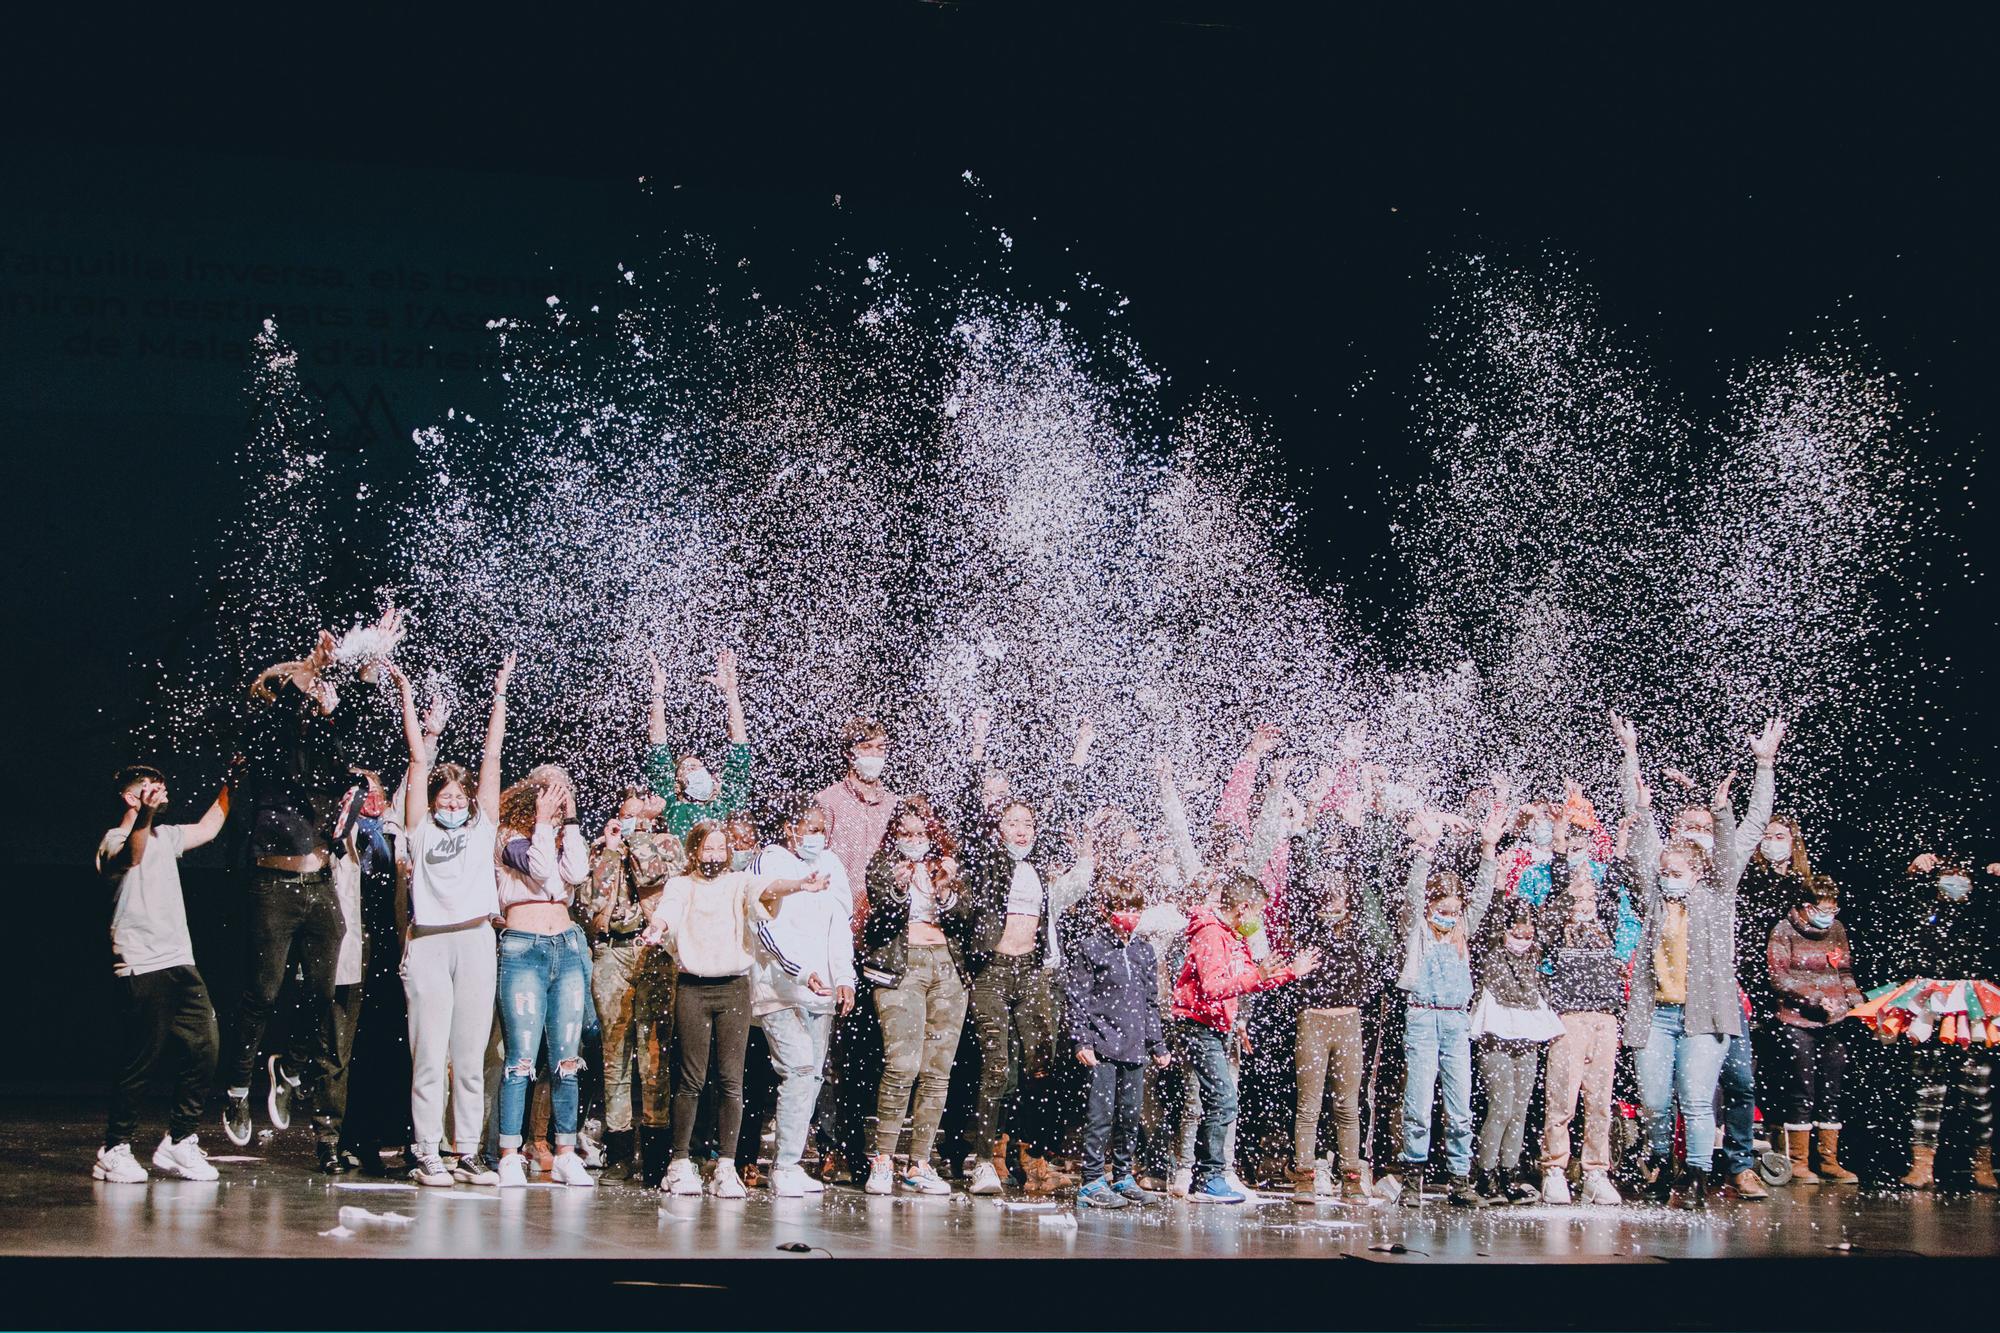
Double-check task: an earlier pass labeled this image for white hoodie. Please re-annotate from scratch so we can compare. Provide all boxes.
[750,844,856,1018]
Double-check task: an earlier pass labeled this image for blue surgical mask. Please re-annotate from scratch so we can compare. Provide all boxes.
[1428,912,1459,933]
[1661,874,1693,900]
[798,833,828,861]
[1004,838,1034,862]
[1940,876,1972,901]
[1806,909,1836,930]
[618,816,638,837]
[731,849,754,871]
[1529,818,1553,848]
[434,807,469,830]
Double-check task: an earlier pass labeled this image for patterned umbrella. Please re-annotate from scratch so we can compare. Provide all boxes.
[1848,977,2000,1046]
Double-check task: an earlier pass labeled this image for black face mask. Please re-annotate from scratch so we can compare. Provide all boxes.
[696,860,727,880]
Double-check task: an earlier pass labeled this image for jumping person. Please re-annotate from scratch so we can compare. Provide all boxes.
[93,765,231,1183]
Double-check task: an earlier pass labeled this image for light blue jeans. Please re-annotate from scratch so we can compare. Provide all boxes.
[496,926,590,1148]
[761,1005,834,1170]
[1400,1006,1473,1178]
[1635,1003,1730,1171]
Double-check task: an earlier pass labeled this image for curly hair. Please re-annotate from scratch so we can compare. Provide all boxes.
[497,763,573,836]
[878,794,959,886]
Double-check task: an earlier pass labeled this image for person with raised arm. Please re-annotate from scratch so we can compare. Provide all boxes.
[388,655,510,1188]
[953,708,1092,1197]
[490,756,594,1188]
[641,821,829,1199]
[1536,852,1631,1206]
[643,648,753,836]
[1613,710,1783,1210]
[92,764,231,1183]
[1377,790,1508,1209]
[221,624,373,1169]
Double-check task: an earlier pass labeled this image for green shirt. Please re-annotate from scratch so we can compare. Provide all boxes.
[645,740,752,836]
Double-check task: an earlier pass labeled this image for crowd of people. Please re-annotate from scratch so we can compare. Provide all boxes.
[93,623,2000,1215]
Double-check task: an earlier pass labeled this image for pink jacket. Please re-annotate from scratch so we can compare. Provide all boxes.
[814,775,899,936]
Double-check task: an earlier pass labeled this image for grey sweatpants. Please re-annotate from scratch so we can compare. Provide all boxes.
[403,920,497,1157]
[1475,1041,1541,1173]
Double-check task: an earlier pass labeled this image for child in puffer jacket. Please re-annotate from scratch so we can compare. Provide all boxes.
[1063,874,1172,1207]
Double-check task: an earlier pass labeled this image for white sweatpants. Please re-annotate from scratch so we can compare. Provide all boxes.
[404,921,497,1157]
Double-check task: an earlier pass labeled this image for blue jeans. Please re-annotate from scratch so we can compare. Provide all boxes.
[1175,1021,1236,1188]
[760,1005,833,1171]
[1400,1006,1472,1177]
[1717,1029,1757,1175]
[1635,1004,1730,1171]
[496,927,590,1148]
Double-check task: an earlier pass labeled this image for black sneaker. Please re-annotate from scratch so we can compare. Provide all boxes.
[1470,1167,1507,1205]
[266,1055,299,1131]
[1395,1166,1428,1206]
[317,1142,360,1174]
[1673,1167,1710,1211]
[1643,1152,1676,1205]
[1447,1174,1488,1207]
[1502,1167,1541,1206]
[221,1093,253,1148]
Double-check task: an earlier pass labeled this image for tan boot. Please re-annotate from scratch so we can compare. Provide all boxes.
[1021,1153,1060,1197]
[1814,1128,1858,1184]
[1730,1168,1770,1201]
[1785,1127,1820,1184]
[1972,1147,2000,1193]
[991,1133,1011,1184]
[1899,1144,1934,1189]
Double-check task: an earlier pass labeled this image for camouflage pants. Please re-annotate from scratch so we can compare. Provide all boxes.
[593,938,677,1132]
[871,943,967,1162]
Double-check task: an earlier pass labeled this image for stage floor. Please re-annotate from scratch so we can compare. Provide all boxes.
[5,1098,1997,1329]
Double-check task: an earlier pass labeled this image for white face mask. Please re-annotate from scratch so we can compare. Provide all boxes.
[1567,850,1592,871]
[730,849,754,871]
[1529,818,1553,847]
[1939,876,1972,901]
[1661,874,1694,900]
[1504,934,1534,955]
[852,753,886,781]
[896,837,931,862]
[682,768,716,803]
[1004,839,1034,862]
[1760,837,1791,864]
[797,833,828,861]
[1681,829,1715,854]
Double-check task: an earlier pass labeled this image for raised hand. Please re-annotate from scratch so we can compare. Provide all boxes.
[645,649,666,697]
[1661,768,1698,792]
[1337,720,1368,760]
[534,782,566,827]
[1268,755,1301,787]
[1748,717,1786,764]
[1634,776,1653,811]
[1478,791,1511,849]
[494,650,518,696]
[1245,723,1282,759]
[1714,769,1739,804]
[1909,853,1939,875]
[705,647,740,698]
[1609,710,1638,754]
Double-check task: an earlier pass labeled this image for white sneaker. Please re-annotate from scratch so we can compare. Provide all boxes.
[577,1131,605,1170]
[93,1143,148,1184]
[800,1165,826,1194]
[864,1154,896,1196]
[1581,1171,1623,1206]
[453,1155,499,1186]
[497,1154,529,1188]
[1169,1167,1193,1198]
[152,1134,219,1181]
[410,1152,455,1187]
[1541,1169,1572,1204]
[664,1158,704,1197]
[551,1151,596,1187]
[771,1165,811,1197]
[901,1162,952,1195]
[1223,1170,1253,1198]
[709,1160,747,1199]
[967,1161,1004,1195]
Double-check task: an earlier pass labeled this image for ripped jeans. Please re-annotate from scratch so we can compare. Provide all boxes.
[496,926,590,1149]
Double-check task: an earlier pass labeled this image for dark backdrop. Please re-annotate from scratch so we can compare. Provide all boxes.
[1,5,1992,1090]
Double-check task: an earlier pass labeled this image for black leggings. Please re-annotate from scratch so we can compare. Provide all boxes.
[1772,1024,1846,1126]
[671,974,751,1159]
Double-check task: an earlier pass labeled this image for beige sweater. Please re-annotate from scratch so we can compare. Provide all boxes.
[651,870,774,977]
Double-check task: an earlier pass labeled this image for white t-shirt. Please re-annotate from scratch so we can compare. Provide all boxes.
[408,814,501,927]
[97,823,196,977]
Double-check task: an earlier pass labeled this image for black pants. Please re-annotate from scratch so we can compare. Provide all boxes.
[107,966,218,1148]
[671,974,751,1159]
[342,922,413,1152]
[828,992,883,1172]
[1772,1023,1846,1126]
[1080,1058,1145,1181]
[224,870,345,1140]
[969,954,1055,1154]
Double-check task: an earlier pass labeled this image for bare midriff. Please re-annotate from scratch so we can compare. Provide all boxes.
[997,914,1039,956]
[505,901,575,935]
